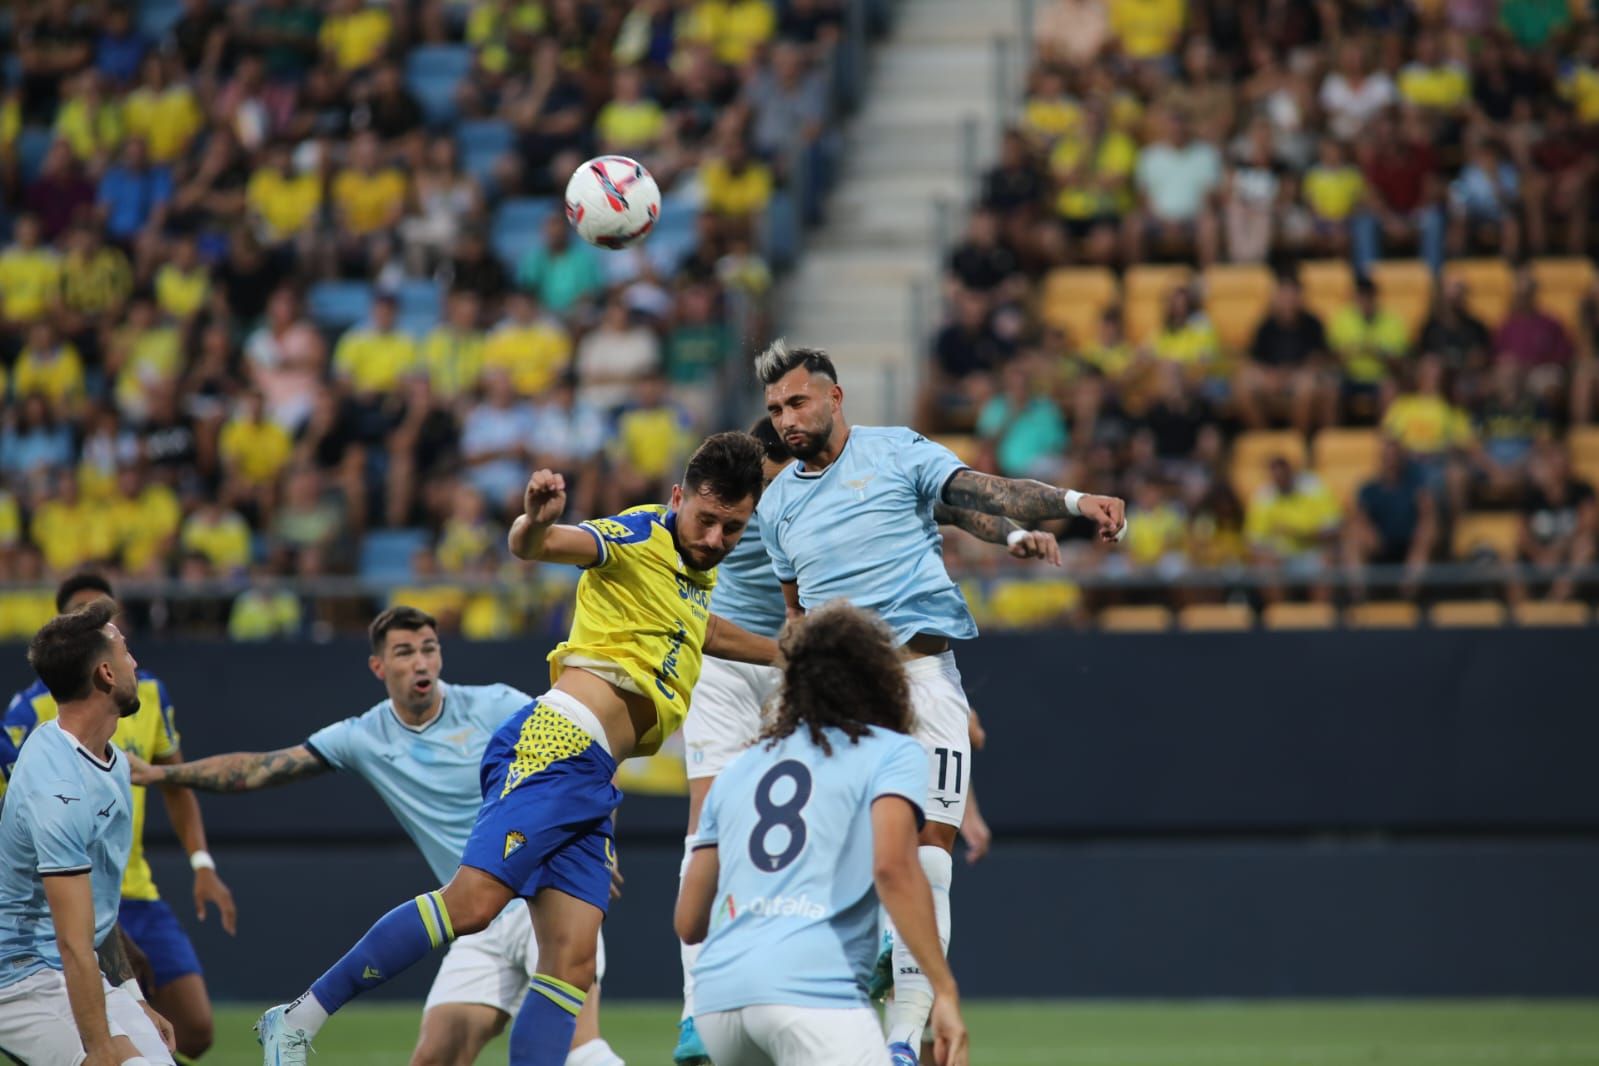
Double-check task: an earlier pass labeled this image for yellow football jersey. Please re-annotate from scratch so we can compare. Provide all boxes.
[550,505,717,756]
[4,672,179,901]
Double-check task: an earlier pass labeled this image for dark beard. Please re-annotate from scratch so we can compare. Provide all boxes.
[116,690,142,718]
[786,421,831,461]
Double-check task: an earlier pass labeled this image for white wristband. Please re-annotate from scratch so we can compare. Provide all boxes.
[120,977,145,1002]
[189,850,215,872]
[1063,490,1084,517]
[1005,528,1030,547]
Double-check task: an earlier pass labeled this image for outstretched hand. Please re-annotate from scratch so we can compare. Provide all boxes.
[1078,493,1126,542]
[1007,530,1061,566]
[523,470,567,526]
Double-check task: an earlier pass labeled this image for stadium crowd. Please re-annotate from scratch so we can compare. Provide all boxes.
[0,0,847,640]
[927,0,1599,626]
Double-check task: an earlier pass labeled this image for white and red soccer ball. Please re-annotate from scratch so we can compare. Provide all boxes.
[564,155,661,249]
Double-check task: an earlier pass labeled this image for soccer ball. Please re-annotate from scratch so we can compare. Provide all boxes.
[564,155,661,249]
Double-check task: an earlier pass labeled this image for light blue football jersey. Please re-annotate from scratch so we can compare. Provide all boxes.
[304,682,532,883]
[757,426,977,645]
[0,720,134,989]
[707,510,787,639]
[690,724,927,1012]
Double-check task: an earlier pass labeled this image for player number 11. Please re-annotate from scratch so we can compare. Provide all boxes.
[933,747,963,794]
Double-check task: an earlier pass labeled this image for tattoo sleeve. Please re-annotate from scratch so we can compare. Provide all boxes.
[96,924,135,984]
[941,469,1072,524]
[933,502,1022,545]
[157,746,329,792]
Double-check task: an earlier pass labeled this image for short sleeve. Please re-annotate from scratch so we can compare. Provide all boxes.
[578,510,658,572]
[870,737,929,828]
[149,679,179,759]
[28,785,95,875]
[758,503,794,583]
[693,778,722,848]
[304,717,358,772]
[898,431,967,504]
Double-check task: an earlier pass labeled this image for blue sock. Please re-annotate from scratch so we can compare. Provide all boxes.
[509,973,586,1066]
[304,891,455,1020]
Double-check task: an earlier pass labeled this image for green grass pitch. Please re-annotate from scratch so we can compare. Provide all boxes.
[205,1001,1599,1064]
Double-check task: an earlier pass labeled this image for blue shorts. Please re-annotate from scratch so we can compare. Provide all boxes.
[118,898,202,988]
[460,697,622,914]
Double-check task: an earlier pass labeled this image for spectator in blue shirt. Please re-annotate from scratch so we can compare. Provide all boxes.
[1448,137,1521,261]
[1344,439,1436,598]
[97,137,173,242]
[96,3,149,86]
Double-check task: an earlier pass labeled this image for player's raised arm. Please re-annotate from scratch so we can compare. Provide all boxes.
[130,745,329,792]
[942,468,1126,543]
[508,469,604,566]
[704,613,780,666]
[933,503,1062,566]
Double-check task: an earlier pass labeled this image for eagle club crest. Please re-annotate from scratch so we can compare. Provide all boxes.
[842,474,876,501]
[504,831,527,860]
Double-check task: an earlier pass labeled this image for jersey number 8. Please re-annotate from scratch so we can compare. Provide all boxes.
[749,760,813,873]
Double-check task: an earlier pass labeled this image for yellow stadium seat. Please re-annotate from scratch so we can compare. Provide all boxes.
[1529,258,1596,336]
[1451,512,1522,561]
[1177,602,1254,631]
[1299,260,1354,324]
[1313,428,1382,470]
[1202,265,1273,352]
[1573,453,1599,491]
[1442,258,1514,329]
[1569,426,1599,465]
[1123,264,1193,344]
[1041,267,1119,349]
[935,435,981,467]
[1230,430,1308,502]
[1429,600,1508,628]
[1316,462,1372,507]
[1346,601,1420,628]
[1370,260,1432,340]
[1098,605,1173,632]
[1262,602,1337,630]
[1512,601,1592,627]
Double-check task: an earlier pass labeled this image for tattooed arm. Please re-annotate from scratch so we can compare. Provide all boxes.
[934,502,1061,565]
[130,745,330,792]
[941,469,1125,541]
[95,922,137,984]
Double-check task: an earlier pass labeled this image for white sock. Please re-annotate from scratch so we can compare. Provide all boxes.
[679,837,701,1021]
[283,990,330,1038]
[120,1058,153,1066]
[566,1037,625,1066]
[886,846,953,1049]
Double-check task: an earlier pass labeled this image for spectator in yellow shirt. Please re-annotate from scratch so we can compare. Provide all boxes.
[1397,33,1471,112]
[1245,455,1343,600]
[608,371,695,511]
[1022,69,1082,146]
[1302,137,1365,255]
[31,475,116,574]
[154,233,211,322]
[1328,277,1410,417]
[13,323,86,411]
[701,135,775,227]
[180,501,254,576]
[246,142,324,250]
[108,296,182,421]
[389,550,468,633]
[437,483,496,574]
[596,66,666,156]
[123,54,204,164]
[677,0,776,66]
[0,547,57,642]
[422,289,487,402]
[481,291,572,397]
[220,391,295,515]
[107,466,181,576]
[1108,0,1185,61]
[0,214,62,326]
[333,293,419,399]
[320,0,394,75]
[228,564,304,640]
[53,70,125,166]
[59,223,133,329]
[332,131,406,272]
[1382,353,1477,512]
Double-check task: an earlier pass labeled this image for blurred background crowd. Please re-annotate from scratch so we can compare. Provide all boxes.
[0,0,852,639]
[925,0,1599,629]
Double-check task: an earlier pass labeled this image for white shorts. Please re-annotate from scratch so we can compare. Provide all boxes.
[0,968,175,1066]
[904,652,972,828]
[683,656,782,781]
[696,1005,889,1066]
[424,901,608,1017]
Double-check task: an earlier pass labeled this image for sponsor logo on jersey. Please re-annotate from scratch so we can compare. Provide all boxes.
[743,893,827,920]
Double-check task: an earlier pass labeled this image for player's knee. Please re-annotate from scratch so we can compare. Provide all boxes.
[437,879,506,935]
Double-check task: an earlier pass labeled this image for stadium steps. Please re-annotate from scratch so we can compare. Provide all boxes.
[775,0,1023,424]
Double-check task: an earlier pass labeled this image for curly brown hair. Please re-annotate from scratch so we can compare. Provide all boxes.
[760,601,914,756]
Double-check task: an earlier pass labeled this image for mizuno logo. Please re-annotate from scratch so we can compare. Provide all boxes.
[97,802,114,818]
[931,797,958,808]
[362,966,383,981]
[54,795,79,805]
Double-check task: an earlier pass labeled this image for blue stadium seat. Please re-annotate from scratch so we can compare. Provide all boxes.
[398,309,439,338]
[16,128,53,185]
[137,0,184,39]
[406,45,472,127]
[307,281,374,331]
[646,193,698,273]
[359,529,431,583]
[396,278,442,319]
[490,197,559,272]
[457,120,514,188]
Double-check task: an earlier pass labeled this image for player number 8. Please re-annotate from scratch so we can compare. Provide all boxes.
[749,760,812,873]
